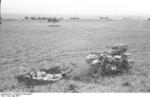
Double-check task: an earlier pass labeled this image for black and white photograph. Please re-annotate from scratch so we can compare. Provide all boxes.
[0,0,150,93]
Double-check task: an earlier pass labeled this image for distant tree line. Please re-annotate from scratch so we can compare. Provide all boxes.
[47,17,63,23]
[99,17,109,20]
[24,16,63,23]
[70,17,80,20]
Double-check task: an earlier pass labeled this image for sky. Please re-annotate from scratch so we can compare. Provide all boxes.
[1,0,150,16]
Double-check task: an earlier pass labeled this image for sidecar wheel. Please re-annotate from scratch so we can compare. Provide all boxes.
[122,60,131,69]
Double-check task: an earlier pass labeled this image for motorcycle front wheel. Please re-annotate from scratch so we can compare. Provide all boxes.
[90,64,103,78]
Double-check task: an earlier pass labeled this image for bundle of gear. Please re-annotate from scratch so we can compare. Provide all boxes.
[16,66,72,86]
[86,44,133,77]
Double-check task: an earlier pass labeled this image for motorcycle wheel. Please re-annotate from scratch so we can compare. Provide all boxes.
[90,64,103,78]
[122,60,131,69]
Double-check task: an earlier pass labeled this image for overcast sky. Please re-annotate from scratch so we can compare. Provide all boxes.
[1,0,150,16]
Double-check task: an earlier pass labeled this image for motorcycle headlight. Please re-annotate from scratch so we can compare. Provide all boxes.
[85,54,99,64]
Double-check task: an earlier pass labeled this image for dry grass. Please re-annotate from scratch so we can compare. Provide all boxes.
[1,20,150,92]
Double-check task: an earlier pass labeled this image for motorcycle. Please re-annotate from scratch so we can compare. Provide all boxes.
[86,51,133,77]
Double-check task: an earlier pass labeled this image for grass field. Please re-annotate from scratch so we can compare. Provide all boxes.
[0,19,150,92]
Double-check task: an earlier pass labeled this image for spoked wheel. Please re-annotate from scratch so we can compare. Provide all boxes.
[118,60,132,74]
[121,60,131,69]
[90,64,103,78]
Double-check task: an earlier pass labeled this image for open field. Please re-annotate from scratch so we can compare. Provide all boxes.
[0,20,150,92]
